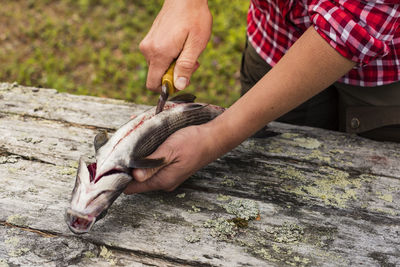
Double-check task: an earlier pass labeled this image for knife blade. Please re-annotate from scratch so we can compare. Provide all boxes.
[155,61,176,114]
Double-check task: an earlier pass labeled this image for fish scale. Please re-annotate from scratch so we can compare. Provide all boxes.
[133,106,215,159]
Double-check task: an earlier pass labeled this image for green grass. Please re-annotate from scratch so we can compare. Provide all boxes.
[0,0,248,107]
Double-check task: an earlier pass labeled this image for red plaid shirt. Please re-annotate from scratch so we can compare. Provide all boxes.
[247,0,400,86]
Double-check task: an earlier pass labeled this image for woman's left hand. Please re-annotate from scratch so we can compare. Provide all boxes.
[124,124,221,194]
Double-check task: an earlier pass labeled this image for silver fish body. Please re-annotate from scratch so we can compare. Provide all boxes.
[66,96,224,234]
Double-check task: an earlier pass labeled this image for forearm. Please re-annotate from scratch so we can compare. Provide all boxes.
[208,27,356,154]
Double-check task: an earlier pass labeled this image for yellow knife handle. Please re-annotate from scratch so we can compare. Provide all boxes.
[161,61,176,95]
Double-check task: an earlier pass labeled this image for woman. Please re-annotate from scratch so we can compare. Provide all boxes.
[125,0,400,194]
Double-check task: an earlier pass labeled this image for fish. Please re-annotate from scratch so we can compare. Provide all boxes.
[65,94,224,234]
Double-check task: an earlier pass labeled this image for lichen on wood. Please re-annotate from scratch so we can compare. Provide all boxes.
[221,199,259,220]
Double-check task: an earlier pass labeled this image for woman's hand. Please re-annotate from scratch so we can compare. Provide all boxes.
[139,0,212,91]
[124,124,221,194]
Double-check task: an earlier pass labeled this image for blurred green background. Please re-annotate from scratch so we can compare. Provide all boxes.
[0,0,249,107]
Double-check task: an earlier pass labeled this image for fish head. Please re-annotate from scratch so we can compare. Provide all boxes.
[65,157,132,234]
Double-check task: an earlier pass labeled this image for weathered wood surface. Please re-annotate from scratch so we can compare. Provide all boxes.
[0,82,399,267]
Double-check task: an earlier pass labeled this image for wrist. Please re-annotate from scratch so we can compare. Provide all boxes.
[195,121,226,164]
[200,115,238,161]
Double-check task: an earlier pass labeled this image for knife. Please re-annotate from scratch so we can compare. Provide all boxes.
[155,61,176,114]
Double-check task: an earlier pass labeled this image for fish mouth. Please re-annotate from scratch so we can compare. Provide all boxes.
[65,208,96,234]
[65,189,120,234]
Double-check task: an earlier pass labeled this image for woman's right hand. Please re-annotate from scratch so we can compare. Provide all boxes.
[139,0,212,92]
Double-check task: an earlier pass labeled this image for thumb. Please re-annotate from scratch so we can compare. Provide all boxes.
[133,167,162,183]
[173,34,207,91]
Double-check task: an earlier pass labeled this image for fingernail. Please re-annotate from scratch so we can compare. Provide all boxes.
[175,77,188,91]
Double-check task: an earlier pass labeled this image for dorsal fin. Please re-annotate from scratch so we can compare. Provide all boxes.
[182,103,208,112]
[169,93,196,103]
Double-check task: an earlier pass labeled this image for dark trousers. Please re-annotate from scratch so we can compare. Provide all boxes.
[240,40,400,142]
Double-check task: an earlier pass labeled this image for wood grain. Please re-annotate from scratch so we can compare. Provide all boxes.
[1,83,399,266]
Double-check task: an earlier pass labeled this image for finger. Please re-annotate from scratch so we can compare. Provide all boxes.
[140,37,178,92]
[146,61,171,91]
[173,33,209,91]
[133,167,161,183]
[123,177,160,194]
[125,167,175,194]
[193,61,200,72]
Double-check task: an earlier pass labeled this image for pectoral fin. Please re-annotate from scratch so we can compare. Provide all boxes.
[130,158,166,169]
[94,130,109,153]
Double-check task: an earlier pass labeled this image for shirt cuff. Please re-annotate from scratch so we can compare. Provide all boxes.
[308,0,398,65]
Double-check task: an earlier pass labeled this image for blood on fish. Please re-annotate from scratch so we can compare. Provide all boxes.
[163,103,178,110]
[111,103,179,154]
[131,119,145,133]
[112,117,146,152]
[87,163,97,182]
[94,168,123,183]
[121,119,144,142]
[89,160,123,184]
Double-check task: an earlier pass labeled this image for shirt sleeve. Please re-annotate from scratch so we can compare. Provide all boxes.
[307,0,400,65]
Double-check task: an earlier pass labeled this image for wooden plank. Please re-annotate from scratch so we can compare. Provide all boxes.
[1,111,399,219]
[0,225,192,267]
[1,83,400,266]
[1,157,399,266]
[0,158,265,266]
[2,82,399,177]
[0,112,94,166]
[0,82,148,129]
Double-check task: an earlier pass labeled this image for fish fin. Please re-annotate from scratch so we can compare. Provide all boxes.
[130,157,166,168]
[182,103,208,112]
[94,130,109,153]
[169,93,196,103]
[96,208,109,221]
[75,157,91,187]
